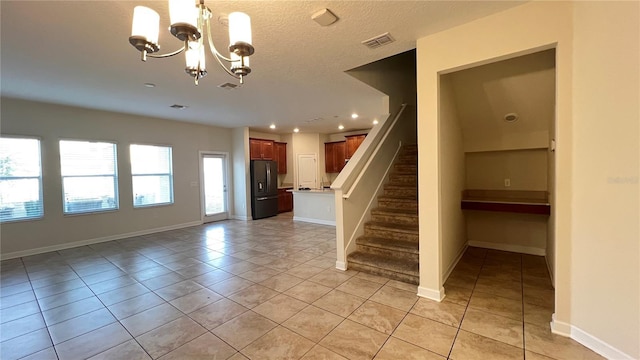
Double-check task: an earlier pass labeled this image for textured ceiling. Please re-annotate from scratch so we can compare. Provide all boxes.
[1,1,525,134]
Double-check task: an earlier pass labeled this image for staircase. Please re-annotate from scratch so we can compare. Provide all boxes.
[347,144,419,284]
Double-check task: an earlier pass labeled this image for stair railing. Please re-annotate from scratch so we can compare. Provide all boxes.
[331,104,415,270]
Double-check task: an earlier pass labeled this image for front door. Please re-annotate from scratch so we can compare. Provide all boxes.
[200,152,228,223]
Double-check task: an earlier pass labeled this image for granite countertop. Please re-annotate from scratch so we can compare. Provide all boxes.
[291,188,335,194]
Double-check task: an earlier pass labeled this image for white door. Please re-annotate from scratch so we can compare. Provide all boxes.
[297,154,317,189]
[200,152,229,223]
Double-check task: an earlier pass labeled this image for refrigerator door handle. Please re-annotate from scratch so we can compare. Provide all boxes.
[266,163,271,191]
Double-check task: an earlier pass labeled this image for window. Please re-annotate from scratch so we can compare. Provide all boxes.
[130,144,173,207]
[60,140,118,214]
[0,137,43,222]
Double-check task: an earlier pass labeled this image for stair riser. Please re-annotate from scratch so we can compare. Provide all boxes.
[394,165,417,173]
[384,188,417,197]
[355,244,419,262]
[377,200,418,211]
[347,261,419,285]
[371,213,418,225]
[388,178,417,186]
[364,228,419,242]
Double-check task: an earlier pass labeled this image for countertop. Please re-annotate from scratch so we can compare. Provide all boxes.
[290,188,334,194]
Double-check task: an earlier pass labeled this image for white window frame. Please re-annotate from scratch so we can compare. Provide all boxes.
[130,144,174,208]
[0,136,44,222]
[60,139,119,215]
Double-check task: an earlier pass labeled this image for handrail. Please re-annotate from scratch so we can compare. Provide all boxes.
[332,104,407,197]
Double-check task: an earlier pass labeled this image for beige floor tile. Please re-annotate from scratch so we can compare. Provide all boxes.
[212,311,277,350]
[169,287,223,313]
[320,319,388,360]
[348,300,406,335]
[369,285,418,312]
[374,337,445,360]
[228,352,250,360]
[301,345,349,359]
[285,264,327,279]
[221,260,261,275]
[174,262,218,279]
[450,330,524,360]
[253,294,308,323]
[263,258,304,272]
[159,332,236,360]
[154,280,205,301]
[188,298,248,329]
[524,302,553,327]
[260,273,305,292]
[55,322,132,360]
[108,292,165,320]
[87,339,151,360]
[0,312,46,341]
[1,301,42,324]
[525,350,556,360]
[445,271,478,289]
[88,275,139,295]
[524,323,605,360]
[336,277,384,298]
[48,307,116,344]
[228,284,280,308]
[523,274,554,291]
[392,313,457,357]
[469,291,523,321]
[284,280,333,304]
[385,279,418,292]
[0,290,36,310]
[120,302,182,336]
[312,289,365,317]
[208,277,255,297]
[308,269,354,288]
[475,277,523,301]
[442,285,473,306]
[283,305,343,342]
[42,296,104,325]
[238,267,281,283]
[242,326,315,360]
[190,269,234,287]
[36,287,94,311]
[410,297,466,327]
[136,316,206,358]
[19,347,59,360]
[523,286,554,309]
[0,328,52,360]
[461,308,524,348]
[353,272,390,285]
[96,283,150,306]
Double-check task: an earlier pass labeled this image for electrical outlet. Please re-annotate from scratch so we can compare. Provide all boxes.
[504,178,511,187]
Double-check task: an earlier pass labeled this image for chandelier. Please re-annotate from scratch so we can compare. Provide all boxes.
[129,0,254,85]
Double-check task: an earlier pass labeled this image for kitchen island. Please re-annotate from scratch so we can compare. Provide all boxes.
[290,189,336,226]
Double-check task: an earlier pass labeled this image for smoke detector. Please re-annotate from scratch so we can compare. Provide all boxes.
[504,113,519,123]
[362,32,395,49]
[312,9,338,26]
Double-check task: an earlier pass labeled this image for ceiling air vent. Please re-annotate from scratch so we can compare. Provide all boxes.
[218,82,238,90]
[361,32,395,49]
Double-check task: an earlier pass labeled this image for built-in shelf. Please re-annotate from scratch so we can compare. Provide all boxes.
[461,189,550,215]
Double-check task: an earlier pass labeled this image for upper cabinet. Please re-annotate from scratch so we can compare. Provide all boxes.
[325,141,346,173]
[274,142,287,174]
[249,138,274,160]
[345,134,366,159]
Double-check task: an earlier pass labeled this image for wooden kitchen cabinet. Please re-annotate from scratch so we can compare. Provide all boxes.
[345,134,366,159]
[274,142,287,174]
[278,188,293,213]
[325,141,346,173]
[249,138,274,160]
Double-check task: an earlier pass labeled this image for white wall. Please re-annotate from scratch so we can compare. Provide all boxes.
[570,1,639,357]
[1,98,234,257]
[232,127,250,220]
[417,1,639,358]
[438,75,467,279]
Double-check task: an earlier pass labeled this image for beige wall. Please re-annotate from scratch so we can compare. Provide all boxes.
[1,98,234,256]
[232,127,250,220]
[438,75,467,279]
[418,1,639,358]
[465,149,548,191]
[570,1,639,357]
[291,133,321,189]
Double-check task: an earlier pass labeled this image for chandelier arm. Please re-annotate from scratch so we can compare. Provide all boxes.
[147,42,188,59]
[212,46,241,79]
[205,17,235,63]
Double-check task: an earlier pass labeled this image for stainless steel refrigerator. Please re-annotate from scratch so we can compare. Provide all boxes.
[250,160,279,220]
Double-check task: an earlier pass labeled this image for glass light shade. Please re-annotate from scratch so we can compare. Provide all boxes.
[131,6,160,44]
[169,0,197,27]
[186,41,205,71]
[228,12,252,46]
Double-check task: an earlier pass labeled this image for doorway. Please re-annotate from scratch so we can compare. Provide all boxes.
[200,152,229,223]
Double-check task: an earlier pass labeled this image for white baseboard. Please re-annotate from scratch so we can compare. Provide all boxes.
[335,261,347,271]
[443,242,468,282]
[417,286,446,302]
[232,214,251,221]
[551,314,635,359]
[468,240,545,256]
[1,220,203,260]
[293,216,335,226]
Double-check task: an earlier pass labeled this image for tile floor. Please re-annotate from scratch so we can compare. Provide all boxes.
[0,214,604,360]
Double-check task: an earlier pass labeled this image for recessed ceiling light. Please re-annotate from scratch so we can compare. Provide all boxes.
[269,124,276,129]
[351,113,359,119]
[372,119,379,125]
[293,128,300,133]
[504,113,519,122]
[144,83,156,88]
[338,125,344,130]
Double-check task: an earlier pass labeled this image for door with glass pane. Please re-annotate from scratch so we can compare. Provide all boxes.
[200,153,228,222]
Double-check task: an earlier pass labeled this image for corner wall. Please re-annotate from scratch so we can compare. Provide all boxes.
[1,98,234,256]
[232,127,250,220]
